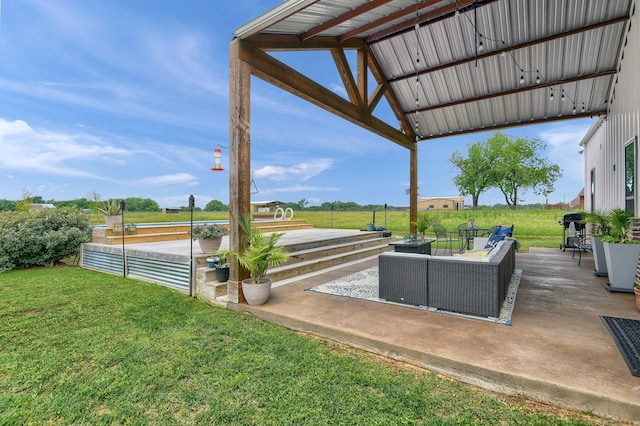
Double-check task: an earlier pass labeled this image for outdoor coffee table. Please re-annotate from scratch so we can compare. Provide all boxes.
[389,238,435,255]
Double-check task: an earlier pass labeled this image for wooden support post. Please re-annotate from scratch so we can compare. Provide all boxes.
[228,38,252,303]
[409,144,418,234]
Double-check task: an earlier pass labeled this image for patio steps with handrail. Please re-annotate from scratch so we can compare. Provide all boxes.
[197,231,394,302]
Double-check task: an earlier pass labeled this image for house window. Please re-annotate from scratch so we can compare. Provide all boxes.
[624,136,636,214]
[590,168,595,211]
[428,204,435,209]
[443,204,449,208]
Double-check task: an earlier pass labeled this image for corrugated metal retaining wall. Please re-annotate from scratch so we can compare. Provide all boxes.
[81,243,191,292]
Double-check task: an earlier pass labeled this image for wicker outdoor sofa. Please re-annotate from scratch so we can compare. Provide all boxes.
[378,239,516,318]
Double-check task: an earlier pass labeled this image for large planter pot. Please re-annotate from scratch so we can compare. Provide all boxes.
[603,242,640,293]
[241,278,272,305]
[215,266,230,282]
[198,238,222,253]
[591,236,608,277]
[104,215,122,230]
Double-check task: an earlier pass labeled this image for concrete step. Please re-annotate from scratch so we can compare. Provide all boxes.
[284,236,394,264]
[194,230,393,301]
[269,243,392,282]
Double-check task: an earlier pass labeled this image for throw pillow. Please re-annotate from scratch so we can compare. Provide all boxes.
[497,225,514,237]
[484,233,505,249]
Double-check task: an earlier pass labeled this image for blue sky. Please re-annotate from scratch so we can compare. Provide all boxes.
[0,0,591,209]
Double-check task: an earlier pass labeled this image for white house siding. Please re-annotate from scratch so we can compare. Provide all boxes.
[582,2,640,214]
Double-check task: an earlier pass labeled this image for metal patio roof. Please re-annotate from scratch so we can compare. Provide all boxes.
[234,0,632,143]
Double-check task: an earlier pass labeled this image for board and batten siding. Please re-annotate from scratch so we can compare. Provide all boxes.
[581,2,640,214]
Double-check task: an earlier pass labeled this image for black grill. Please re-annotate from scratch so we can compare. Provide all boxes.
[559,212,585,250]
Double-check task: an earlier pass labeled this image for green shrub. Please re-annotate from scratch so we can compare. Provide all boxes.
[0,207,91,272]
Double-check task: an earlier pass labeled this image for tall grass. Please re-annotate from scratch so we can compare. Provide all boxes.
[96,209,577,252]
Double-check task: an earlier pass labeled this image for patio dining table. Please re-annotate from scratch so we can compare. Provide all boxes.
[457,227,491,251]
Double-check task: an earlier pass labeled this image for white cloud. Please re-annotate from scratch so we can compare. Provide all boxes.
[0,117,129,178]
[329,82,347,97]
[133,173,198,186]
[273,184,340,192]
[253,158,334,181]
[539,123,590,179]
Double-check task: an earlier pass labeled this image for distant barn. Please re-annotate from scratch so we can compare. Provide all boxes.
[417,197,464,211]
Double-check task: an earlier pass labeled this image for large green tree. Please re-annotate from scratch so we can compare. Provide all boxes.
[450,132,561,209]
[487,132,561,209]
[450,141,497,209]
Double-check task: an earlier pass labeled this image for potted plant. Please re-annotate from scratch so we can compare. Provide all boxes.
[190,224,229,253]
[206,255,219,268]
[411,213,435,240]
[214,249,230,282]
[98,199,122,229]
[585,210,611,277]
[233,214,289,305]
[602,208,640,293]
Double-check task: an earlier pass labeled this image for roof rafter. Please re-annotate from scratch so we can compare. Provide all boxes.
[387,14,629,85]
[302,0,394,41]
[420,109,607,140]
[237,39,414,149]
[407,70,616,115]
[365,0,498,43]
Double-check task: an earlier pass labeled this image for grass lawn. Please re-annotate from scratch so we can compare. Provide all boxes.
[0,267,614,425]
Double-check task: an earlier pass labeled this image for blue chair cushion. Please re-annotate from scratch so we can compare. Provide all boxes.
[484,233,505,249]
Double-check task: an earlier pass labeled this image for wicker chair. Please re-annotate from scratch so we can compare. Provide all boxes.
[432,224,461,255]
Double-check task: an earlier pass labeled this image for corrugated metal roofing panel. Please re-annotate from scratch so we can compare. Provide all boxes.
[235,0,631,139]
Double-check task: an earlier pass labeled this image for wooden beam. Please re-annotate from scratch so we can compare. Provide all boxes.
[409,145,418,234]
[301,0,394,41]
[331,47,362,106]
[228,38,252,304]
[419,110,608,140]
[407,70,616,115]
[247,34,364,51]
[365,45,416,141]
[357,48,368,115]
[238,40,413,149]
[365,0,494,43]
[387,15,628,85]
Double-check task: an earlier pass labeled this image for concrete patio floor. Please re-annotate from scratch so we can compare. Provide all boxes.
[227,246,640,424]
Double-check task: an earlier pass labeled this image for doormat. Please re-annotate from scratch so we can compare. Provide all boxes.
[306,267,522,325]
[600,316,640,377]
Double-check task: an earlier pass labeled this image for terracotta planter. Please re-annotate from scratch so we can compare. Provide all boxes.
[242,278,272,305]
[197,238,222,254]
[104,215,122,230]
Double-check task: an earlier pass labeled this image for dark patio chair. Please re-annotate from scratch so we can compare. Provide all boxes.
[432,224,461,255]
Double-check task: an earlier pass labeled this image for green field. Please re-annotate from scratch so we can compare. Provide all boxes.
[103,209,577,252]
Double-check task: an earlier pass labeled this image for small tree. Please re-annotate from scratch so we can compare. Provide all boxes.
[204,199,228,211]
[450,141,497,209]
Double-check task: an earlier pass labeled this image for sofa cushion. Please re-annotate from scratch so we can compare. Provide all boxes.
[454,249,490,258]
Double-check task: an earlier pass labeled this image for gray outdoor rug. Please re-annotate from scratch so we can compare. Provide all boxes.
[307,267,523,325]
